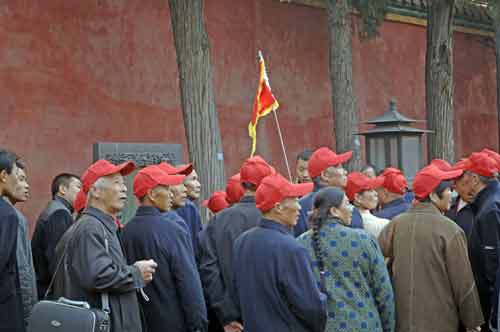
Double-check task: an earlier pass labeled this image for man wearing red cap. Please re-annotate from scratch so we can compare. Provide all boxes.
[345,172,389,238]
[31,173,81,299]
[295,147,363,237]
[225,173,244,206]
[158,162,204,255]
[121,165,207,332]
[233,173,326,332]
[455,152,500,331]
[374,167,411,220]
[198,156,274,332]
[203,191,230,216]
[379,164,483,332]
[52,159,158,332]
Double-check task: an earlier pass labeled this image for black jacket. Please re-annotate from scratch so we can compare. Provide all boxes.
[53,207,145,332]
[197,196,261,326]
[233,219,327,332]
[121,206,207,332]
[0,198,25,332]
[469,180,500,328]
[446,197,475,240]
[31,196,74,299]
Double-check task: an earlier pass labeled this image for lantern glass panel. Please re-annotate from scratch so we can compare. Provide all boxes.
[369,137,386,171]
[401,135,420,182]
[389,136,399,167]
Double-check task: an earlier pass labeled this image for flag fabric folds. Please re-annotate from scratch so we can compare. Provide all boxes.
[248,51,279,156]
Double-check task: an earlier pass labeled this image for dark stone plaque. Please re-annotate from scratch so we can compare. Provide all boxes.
[93,142,183,166]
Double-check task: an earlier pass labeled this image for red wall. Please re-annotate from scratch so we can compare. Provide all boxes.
[0,0,496,232]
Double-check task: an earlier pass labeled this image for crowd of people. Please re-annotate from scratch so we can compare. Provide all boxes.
[1,145,500,332]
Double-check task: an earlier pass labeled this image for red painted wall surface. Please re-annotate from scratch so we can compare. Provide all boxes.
[0,0,496,233]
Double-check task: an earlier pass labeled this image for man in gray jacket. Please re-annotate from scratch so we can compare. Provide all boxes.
[53,159,158,332]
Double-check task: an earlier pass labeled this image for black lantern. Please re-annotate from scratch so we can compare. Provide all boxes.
[359,99,432,183]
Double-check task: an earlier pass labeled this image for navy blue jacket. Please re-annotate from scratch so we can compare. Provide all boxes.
[295,183,363,237]
[233,219,327,332]
[198,196,261,326]
[163,210,190,234]
[374,197,411,220]
[176,200,203,255]
[122,206,207,332]
[0,198,24,332]
[469,180,500,329]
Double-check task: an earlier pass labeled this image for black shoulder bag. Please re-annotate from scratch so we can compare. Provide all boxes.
[28,217,111,332]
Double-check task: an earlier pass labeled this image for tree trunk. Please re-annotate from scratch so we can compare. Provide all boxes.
[493,12,500,150]
[425,0,455,162]
[327,0,363,171]
[168,0,225,220]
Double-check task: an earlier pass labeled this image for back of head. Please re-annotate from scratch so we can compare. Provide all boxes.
[297,149,313,161]
[0,149,20,175]
[312,187,345,220]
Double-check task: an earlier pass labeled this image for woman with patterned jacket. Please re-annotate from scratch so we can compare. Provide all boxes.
[298,187,395,332]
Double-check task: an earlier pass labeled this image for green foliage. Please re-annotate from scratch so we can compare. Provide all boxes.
[350,0,391,39]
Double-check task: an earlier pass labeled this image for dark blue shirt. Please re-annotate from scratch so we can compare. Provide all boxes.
[176,200,203,255]
[233,219,327,332]
[122,206,207,332]
[374,197,411,220]
[295,184,363,237]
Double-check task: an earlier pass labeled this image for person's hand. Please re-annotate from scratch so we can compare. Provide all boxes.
[466,326,481,332]
[134,259,158,283]
[223,321,243,332]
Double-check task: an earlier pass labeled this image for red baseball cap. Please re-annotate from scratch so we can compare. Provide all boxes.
[73,189,86,213]
[413,164,463,200]
[133,165,185,199]
[380,167,408,195]
[455,152,498,177]
[256,173,313,212]
[345,172,385,202]
[430,159,452,172]
[308,147,352,179]
[482,148,500,171]
[203,191,230,214]
[157,162,193,176]
[82,159,136,193]
[226,173,245,204]
[240,156,275,187]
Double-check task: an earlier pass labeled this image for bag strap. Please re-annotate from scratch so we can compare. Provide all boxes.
[95,218,111,315]
[44,214,84,299]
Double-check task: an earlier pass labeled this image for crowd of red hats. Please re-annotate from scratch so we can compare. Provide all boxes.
[198,147,500,218]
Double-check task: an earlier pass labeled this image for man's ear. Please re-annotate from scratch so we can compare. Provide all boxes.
[59,184,67,196]
[429,192,439,204]
[353,193,362,206]
[0,169,7,183]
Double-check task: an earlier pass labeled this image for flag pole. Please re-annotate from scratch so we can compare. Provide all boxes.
[272,109,293,181]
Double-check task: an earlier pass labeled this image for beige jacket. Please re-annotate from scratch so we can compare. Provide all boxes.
[378,202,484,332]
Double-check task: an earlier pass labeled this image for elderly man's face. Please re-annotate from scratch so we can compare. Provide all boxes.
[296,158,311,184]
[150,185,173,212]
[323,165,348,188]
[275,197,301,227]
[184,170,201,200]
[170,183,187,208]
[454,172,475,203]
[95,173,127,214]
